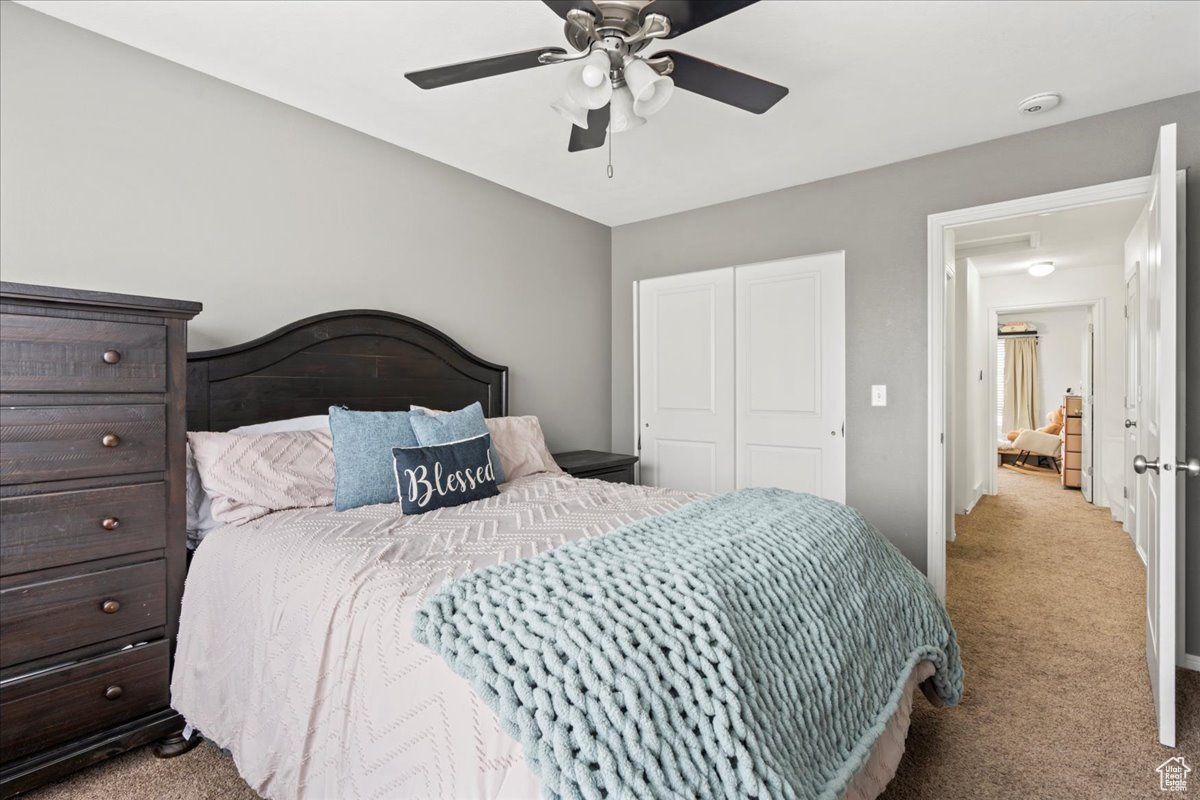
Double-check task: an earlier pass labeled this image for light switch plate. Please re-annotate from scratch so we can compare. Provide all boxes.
[871,385,887,407]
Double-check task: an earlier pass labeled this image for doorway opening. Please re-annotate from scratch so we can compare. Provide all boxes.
[988,301,1101,496]
[927,122,1188,750]
[945,194,1145,518]
[926,175,1152,594]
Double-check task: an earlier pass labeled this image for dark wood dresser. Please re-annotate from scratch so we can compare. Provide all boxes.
[0,283,201,796]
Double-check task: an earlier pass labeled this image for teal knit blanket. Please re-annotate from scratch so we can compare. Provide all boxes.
[413,489,963,800]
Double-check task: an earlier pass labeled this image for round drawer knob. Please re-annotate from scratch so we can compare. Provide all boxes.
[100,516,120,531]
[102,350,122,364]
[104,685,123,700]
[101,599,121,614]
[101,433,121,448]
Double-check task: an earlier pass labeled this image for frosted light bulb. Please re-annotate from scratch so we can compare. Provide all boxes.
[581,64,606,87]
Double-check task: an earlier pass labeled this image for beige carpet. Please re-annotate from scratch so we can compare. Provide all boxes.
[883,468,1199,799]
[24,469,1197,800]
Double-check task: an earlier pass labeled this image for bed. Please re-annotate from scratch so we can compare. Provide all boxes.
[174,310,959,800]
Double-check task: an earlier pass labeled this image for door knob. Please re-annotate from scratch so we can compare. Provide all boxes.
[1175,457,1200,478]
[1124,419,1137,428]
[1133,455,1159,474]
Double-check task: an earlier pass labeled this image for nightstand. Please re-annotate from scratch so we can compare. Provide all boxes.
[553,450,638,484]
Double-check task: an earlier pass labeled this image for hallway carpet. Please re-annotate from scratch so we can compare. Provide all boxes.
[22,469,1197,800]
[883,468,1199,799]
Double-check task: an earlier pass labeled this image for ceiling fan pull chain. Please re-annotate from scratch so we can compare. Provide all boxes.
[607,119,614,179]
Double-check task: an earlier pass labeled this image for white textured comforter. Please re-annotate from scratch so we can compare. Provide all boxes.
[173,473,931,800]
[173,474,704,800]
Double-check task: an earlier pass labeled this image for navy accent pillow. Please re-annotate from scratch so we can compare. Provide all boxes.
[392,433,499,514]
[409,402,506,483]
[329,406,423,511]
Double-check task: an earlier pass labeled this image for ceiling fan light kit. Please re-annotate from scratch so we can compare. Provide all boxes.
[623,55,674,117]
[405,1,788,153]
[567,50,615,109]
[609,84,646,133]
[551,93,591,128]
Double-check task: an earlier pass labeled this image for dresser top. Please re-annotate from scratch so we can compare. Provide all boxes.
[1,281,201,318]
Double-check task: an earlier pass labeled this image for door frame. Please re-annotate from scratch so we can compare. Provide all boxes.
[925,174,1153,602]
[983,298,1105,498]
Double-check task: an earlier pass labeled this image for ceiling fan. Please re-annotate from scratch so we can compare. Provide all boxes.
[405,0,788,152]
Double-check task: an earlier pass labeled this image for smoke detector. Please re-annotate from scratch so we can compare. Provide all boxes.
[1018,93,1061,115]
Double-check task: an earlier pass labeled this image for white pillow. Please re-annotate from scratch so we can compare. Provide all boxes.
[230,414,330,434]
[187,414,331,547]
[411,407,560,481]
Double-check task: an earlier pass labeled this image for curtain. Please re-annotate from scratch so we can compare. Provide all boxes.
[1002,336,1039,433]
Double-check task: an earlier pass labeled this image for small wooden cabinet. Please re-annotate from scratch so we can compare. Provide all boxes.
[1061,394,1084,489]
[0,283,200,797]
[553,450,638,484]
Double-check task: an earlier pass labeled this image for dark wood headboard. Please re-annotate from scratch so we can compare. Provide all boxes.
[186,310,507,431]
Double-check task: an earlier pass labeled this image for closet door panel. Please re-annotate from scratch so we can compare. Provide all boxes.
[736,254,846,501]
[744,444,823,495]
[637,268,735,493]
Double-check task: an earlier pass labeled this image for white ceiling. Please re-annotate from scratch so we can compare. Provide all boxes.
[17,0,1200,226]
[953,196,1144,277]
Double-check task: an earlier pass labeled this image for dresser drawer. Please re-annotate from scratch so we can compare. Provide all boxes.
[0,405,165,486]
[0,483,165,576]
[0,560,166,668]
[0,313,166,393]
[0,640,169,763]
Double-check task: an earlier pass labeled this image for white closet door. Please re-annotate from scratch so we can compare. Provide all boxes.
[637,268,735,493]
[735,253,846,501]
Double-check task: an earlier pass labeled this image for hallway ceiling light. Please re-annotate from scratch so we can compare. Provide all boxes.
[1027,261,1055,277]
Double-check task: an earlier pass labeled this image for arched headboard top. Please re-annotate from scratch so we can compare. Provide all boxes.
[186,310,508,431]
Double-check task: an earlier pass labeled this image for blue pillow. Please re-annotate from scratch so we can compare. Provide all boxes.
[392,433,499,514]
[409,402,506,483]
[328,406,422,511]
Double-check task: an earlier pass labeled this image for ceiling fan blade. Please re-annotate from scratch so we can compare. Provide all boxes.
[406,47,567,89]
[659,51,787,113]
[642,0,760,38]
[568,105,610,152]
[542,0,603,21]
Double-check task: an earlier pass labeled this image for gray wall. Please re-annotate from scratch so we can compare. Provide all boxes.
[612,92,1200,652]
[0,1,612,452]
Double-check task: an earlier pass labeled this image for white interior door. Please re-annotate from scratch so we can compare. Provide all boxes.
[735,253,846,501]
[1081,314,1094,502]
[637,268,735,493]
[1135,123,1185,749]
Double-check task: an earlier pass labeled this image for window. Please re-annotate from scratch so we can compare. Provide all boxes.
[996,338,1006,439]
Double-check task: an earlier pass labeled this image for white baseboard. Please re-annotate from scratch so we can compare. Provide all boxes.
[956,482,984,515]
[1182,653,1200,672]
[1107,497,1125,525]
